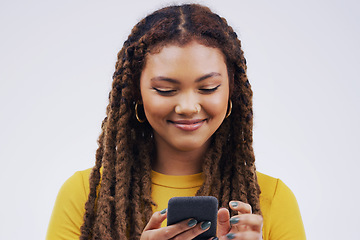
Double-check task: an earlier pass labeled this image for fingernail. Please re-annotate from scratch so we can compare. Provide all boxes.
[200,221,211,230]
[230,202,238,207]
[226,233,235,239]
[160,208,167,214]
[229,217,240,224]
[188,219,197,227]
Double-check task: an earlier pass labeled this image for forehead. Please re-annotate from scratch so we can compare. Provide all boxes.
[143,41,227,75]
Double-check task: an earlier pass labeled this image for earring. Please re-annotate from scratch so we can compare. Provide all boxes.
[225,100,232,119]
[135,102,146,123]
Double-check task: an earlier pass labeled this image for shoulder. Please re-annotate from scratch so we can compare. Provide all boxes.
[55,168,92,204]
[256,171,294,202]
[256,171,278,198]
[256,171,306,240]
[46,168,93,240]
[256,171,300,212]
[58,168,92,200]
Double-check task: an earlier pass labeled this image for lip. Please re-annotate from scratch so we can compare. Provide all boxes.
[168,119,206,131]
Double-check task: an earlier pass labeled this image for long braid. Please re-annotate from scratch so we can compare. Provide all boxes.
[80,118,106,239]
[112,70,135,239]
[220,142,234,208]
[129,158,144,238]
[212,120,231,205]
[128,128,152,238]
[134,135,155,237]
[92,99,118,239]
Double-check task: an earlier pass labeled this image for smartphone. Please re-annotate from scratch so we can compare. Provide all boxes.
[167,196,218,239]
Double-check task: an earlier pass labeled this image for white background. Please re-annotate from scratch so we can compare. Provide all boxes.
[0,0,359,239]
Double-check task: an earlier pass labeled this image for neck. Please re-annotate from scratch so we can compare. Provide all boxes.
[152,136,210,176]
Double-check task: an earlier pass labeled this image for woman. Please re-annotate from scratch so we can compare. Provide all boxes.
[47,4,305,240]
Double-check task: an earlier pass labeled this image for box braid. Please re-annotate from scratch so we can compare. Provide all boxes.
[80,4,261,239]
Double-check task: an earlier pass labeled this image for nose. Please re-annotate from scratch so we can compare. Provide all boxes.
[174,93,201,115]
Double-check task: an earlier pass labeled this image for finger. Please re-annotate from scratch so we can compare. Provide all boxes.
[158,218,199,239]
[217,208,231,236]
[230,219,248,232]
[229,201,252,214]
[227,201,251,234]
[225,231,261,240]
[174,221,212,240]
[229,215,263,233]
[143,208,168,231]
[229,215,248,233]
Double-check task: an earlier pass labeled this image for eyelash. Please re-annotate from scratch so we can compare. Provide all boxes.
[152,88,177,96]
[153,85,221,96]
[199,85,221,93]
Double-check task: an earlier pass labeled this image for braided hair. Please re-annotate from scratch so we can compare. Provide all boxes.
[80,4,261,239]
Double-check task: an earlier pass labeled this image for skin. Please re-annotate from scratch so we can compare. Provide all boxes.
[139,41,262,239]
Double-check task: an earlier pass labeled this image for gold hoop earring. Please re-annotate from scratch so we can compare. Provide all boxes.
[225,100,232,119]
[135,102,146,123]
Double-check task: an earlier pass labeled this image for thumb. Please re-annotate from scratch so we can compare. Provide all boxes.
[143,208,167,231]
[217,208,230,236]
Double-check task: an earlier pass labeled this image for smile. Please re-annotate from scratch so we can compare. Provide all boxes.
[168,119,206,131]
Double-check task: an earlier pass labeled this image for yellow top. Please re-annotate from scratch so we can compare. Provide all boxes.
[47,168,306,240]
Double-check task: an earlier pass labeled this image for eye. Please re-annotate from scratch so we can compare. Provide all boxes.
[199,84,221,94]
[152,87,177,96]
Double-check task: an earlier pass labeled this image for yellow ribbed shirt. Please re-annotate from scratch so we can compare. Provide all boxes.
[47,168,306,239]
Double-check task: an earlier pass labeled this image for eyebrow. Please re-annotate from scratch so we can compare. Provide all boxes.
[150,72,222,84]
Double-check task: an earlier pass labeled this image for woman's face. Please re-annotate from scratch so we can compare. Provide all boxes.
[140,41,229,152]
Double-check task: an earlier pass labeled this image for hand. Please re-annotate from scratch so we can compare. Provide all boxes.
[216,201,263,240]
[140,209,212,240]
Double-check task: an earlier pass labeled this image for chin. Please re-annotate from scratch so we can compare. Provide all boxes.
[173,141,208,152]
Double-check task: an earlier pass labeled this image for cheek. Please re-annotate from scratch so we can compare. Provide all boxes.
[140,84,168,119]
[142,96,173,120]
[203,93,229,117]
[206,102,227,118]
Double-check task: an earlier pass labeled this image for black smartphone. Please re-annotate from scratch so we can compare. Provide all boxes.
[167,196,218,239]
